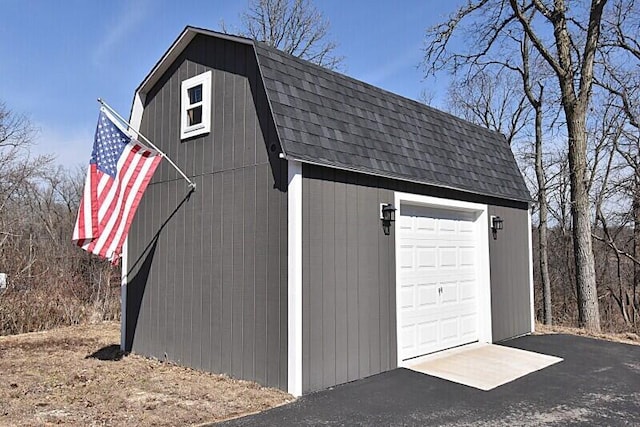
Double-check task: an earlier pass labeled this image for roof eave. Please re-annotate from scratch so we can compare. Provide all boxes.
[281,154,534,204]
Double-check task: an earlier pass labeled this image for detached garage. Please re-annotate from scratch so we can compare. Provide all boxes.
[123,26,534,396]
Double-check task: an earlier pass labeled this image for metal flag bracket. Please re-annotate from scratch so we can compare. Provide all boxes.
[97,98,196,191]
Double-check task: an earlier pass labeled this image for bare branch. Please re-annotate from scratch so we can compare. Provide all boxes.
[238,0,343,69]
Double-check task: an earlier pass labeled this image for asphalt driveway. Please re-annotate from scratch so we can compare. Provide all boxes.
[218,334,640,426]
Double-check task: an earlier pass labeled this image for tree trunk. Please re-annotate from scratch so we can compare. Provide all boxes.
[633,178,640,325]
[565,110,601,331]
[534,103,552,325]
[548,0,604,332]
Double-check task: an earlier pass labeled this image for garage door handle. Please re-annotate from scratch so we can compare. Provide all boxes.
[438,287,443,294]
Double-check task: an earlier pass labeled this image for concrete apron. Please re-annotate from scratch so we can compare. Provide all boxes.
[406,342,563,391]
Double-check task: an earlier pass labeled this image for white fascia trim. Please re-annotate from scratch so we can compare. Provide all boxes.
[393,192,493,367]
[120,92,146,351]
[527,208,535,333]
[287,160,303,396]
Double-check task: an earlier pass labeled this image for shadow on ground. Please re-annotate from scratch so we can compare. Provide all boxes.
[86,344,128,361]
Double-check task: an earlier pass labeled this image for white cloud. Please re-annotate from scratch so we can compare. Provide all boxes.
[92,0,148,65]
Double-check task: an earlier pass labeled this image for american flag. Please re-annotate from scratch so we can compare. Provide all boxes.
[72,109,162,263]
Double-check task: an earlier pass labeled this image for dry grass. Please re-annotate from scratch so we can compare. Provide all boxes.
[0,322,293,426]
[535,322,640,346]
[0,286,120,336]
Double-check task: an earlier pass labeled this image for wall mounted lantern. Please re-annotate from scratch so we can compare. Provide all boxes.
[491,215,504,240]
[380,203,397,236]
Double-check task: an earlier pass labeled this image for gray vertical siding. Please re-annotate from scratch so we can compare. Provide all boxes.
[301,164,531,393]
[488,205,532,341]
[302,166,397,394]
[126,35,288,390]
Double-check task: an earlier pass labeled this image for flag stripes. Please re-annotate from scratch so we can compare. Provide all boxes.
[72,110,161,263]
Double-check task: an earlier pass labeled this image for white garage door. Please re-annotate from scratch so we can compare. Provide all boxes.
[397,204,479,361]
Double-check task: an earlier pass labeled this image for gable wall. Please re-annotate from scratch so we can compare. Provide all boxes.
[125,35,288,390]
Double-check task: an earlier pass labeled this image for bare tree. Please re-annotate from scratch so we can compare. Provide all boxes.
[441,8,561,326]
[447,70,530,146]
[0,102,50,250]
[593,0,640,326]
[0,102,119,335]
[232,0,343,69]
[423,0,610,331]
[519,30,554,325]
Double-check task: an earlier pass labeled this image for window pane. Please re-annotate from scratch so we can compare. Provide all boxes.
[188,85,202,104]
[187,106,202,126]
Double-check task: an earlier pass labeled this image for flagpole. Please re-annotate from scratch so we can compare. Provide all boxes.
[97,98,196,191]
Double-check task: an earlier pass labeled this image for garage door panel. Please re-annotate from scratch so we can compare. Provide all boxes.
[400,325,416,350]
[399,246,414,271]
[399,284,415,310]
[440,317,459,341]
[461,314,477,336]
[438,218,458,234]
[398,203,480,361]
[416,216,436,232]
[459,280,476,301]
[417,321,438,346]
[398,215,413,231]
[439,247,458,268]
[460,247,476,267]
[459,220,476,233]
[417,246,437,269]
[417,283,438,307]
[440,281,458,304]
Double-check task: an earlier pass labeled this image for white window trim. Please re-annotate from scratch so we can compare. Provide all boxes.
[180,70,212,140]
[393,192,493,368]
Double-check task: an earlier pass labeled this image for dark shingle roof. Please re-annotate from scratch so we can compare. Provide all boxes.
[253,42,531,203]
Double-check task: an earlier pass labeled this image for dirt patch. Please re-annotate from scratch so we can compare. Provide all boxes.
[535,323,640,346]
[0,322,293,426]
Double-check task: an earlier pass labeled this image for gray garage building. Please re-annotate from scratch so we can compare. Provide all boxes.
[123,26,534,396]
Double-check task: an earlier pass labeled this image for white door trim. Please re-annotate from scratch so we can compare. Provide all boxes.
[394,192,492,367]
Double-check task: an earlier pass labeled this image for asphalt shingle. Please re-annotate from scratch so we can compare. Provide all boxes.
[253,42,531,202]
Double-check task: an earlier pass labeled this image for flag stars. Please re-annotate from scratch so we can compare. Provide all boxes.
[91,112,129,178]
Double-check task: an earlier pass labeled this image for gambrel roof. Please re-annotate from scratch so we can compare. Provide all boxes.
[135,27,532,202]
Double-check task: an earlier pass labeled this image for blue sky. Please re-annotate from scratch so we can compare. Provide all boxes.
[1,0,461,167]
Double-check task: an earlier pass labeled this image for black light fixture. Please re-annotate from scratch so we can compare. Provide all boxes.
[491,215,504,240]
[381,203,397,235]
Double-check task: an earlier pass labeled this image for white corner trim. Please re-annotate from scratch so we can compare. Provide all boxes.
[120,238,128,351]
[393,192,493,367]
[120,92,146,351]
[287,160,303,396]
[527,208,535,333]
[130,93,146,134]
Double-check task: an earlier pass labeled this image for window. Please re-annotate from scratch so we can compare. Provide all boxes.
[181,71,212,139]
